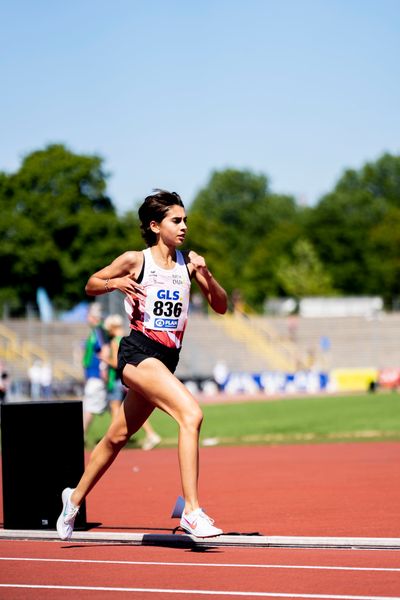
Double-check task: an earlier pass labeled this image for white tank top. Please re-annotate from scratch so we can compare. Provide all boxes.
[124,247,191,349]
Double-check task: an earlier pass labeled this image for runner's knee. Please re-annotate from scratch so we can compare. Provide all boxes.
[180,404,203,432]
[105,424,130,449]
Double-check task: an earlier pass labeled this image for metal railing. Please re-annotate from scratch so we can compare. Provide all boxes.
[0,322,82,381]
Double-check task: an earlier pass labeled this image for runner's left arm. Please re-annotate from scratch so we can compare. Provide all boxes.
[187,250,228,314]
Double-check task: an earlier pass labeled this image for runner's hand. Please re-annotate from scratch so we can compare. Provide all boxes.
[112,274,145,298]
[188,251,211,278]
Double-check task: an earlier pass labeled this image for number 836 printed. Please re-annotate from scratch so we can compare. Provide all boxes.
[153,300,183,318]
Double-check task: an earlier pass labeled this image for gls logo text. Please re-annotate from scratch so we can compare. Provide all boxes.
[157,290,180,301]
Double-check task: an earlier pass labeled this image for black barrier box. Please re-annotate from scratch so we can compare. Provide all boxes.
[1,401,87,530]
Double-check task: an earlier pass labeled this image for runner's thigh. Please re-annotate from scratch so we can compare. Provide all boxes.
[108,389,155,439]
[122,359,200,423]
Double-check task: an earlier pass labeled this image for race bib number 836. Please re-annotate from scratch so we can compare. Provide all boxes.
[144,287,188,331]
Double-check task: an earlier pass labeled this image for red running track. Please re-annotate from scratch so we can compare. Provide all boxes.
[0,442,399,598]
[1,541,399,599]
[47,441,399,538]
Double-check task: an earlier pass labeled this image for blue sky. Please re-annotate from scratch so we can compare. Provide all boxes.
[1,0,399,212]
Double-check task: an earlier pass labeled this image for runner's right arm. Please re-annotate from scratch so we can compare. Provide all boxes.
[85,251,145,298]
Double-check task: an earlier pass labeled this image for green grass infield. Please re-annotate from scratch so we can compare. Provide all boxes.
[85,390,400,449]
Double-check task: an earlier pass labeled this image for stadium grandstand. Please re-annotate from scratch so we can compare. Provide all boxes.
[1,297,399,400]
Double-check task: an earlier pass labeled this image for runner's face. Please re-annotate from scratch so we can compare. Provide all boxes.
[154,205,187,246]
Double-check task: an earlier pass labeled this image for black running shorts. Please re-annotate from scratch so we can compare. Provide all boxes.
[117,328,180,383]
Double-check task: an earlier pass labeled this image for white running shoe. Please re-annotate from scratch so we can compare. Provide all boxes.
[142,433,161,451]
[56,487,79,540]
[180,508,223,538]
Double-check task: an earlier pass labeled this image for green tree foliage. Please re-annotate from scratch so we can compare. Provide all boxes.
[187,169,270,284]
[0,144,140,313]
[241,221,304,310]
[1,146,399,315]
[187,155,400,309]
[335,153,400,207]
[276,238,335,298]
[368,206,400,304]
[305,153,400,303]
[186,169,303,307]
[305,190,386,293]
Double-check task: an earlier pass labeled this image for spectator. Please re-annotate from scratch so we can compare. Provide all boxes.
[213,360,229,392]
[28,360,42,400]
[102,313,162,450]
[40,362,53,399]
[82,303,108,433]
[0,361,9,403]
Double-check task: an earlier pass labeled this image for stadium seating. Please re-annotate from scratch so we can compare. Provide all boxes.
[1,313,399,387]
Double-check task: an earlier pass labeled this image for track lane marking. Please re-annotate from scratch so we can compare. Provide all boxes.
[0,584,399,598]
[1,556,399,572]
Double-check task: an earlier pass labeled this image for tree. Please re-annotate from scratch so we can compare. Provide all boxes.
[241,221,305,310]
[276,239,335,299]
[306,190,387,294]
[187,168,302,306]
[306,153,400,301]
[335,153,400,208]
[0,144,126,313]
[3,147,398,315]
[368,206,400,305]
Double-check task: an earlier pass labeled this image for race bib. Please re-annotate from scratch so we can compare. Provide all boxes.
[144,285,189,331]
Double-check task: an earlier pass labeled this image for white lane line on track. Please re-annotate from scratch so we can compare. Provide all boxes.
[1,557,399,572]
[0,584,399,599]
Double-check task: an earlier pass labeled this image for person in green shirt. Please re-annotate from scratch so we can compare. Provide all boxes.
[102,313,161,449]
[82,303,108,433]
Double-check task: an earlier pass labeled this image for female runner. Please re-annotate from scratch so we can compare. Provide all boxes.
[57,189,228,539]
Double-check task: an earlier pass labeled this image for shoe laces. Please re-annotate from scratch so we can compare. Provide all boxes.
[65,502,79,522]
[197,509,214,525]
